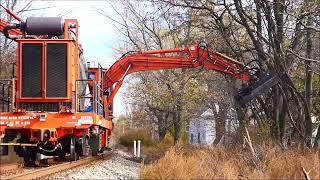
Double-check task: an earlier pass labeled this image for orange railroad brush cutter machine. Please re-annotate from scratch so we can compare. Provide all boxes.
[0,4,279,166]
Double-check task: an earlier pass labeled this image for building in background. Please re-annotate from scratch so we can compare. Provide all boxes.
[189,108,215,145]
[189,107,238,145]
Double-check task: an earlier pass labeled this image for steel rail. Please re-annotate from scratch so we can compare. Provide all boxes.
[0,150,113,180]
[0,143,38,147]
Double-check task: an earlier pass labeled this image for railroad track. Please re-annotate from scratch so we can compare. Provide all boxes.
[0,163,21,174]
[0,158,59,174]
[0,151,113,180]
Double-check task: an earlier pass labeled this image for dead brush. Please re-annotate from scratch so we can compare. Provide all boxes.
[140,147,202,179]
[140,144,320,179]
[265,148,320,179]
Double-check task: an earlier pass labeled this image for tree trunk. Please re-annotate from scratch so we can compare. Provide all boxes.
[172,95,184,144]
[173,112,182,144]
[272,87,281,140]
[314,122,320,148]
[158,122,167,141]
[279,93,287,143]
[304,14,314,147]
[213,112,226,145]
[235,102,246,144]
[150,109,171,141]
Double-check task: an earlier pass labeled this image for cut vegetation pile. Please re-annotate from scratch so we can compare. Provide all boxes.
[140,143,320,179]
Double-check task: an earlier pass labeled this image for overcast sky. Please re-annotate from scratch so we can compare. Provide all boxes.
[11,0,126,117]
[25,1,119,65]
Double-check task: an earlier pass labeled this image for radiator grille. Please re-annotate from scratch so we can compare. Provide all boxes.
[19,102,72,112]
[46,43,68,97]
[22,43,43,97]
[19,102,59,112]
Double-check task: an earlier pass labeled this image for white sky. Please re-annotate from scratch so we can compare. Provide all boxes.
[9,0,126,117]
[23,1,119,65]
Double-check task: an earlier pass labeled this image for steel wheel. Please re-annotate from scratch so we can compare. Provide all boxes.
[70,137,78,161]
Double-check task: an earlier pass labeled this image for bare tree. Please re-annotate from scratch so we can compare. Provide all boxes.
[98,0,320,146]
[154,0,320,147]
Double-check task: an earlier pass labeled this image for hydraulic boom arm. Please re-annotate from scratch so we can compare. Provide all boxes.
[0,19,22,36]
[103,43,252,118]
[0,4,23,38]
[104,44,250,89]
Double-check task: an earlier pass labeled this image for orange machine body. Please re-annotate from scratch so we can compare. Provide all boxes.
[0,16,113,153]
[0,112,113,138]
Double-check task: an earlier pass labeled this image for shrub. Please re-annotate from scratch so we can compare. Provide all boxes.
[118,129,156,148]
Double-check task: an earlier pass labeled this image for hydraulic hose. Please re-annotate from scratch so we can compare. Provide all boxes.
[3,23,21,41]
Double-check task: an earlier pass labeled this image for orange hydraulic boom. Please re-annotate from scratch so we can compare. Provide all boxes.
[0,19,22,36]
[0,4,23,37]
[102,43,252,119]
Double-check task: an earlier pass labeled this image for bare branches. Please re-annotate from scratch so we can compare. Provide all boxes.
[288,49,320,63]
[302,167,311,180]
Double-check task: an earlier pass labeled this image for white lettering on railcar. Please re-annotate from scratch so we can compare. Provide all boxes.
[78,119,93,125]
[80,116,93,120]
[67,121,77,124]
[0,116,35,120]
[0,121,31,126]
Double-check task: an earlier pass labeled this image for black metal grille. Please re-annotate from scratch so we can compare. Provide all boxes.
[19,102,59,112]
[46,43,68,97]
[18,102,72,112]
[22,43,43,97]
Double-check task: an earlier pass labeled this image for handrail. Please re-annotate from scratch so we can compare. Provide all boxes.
[75,79,93,112]
[0,79,15,112]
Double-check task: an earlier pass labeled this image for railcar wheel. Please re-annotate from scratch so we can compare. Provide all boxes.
[70,137,79,161]
[79,133,89,156]
[89,132,100,156]
[1,136,8,155]
[23,146,37,167]
[58,150,66,160]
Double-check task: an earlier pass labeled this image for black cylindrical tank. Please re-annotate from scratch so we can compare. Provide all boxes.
[25,17,64,35]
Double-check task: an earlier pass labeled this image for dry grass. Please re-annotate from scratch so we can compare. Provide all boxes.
[140,143,320,179]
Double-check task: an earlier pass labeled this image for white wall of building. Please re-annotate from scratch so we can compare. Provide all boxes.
[189,107,238,146]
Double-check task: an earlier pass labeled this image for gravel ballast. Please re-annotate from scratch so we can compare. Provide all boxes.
[49,150,140,179]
